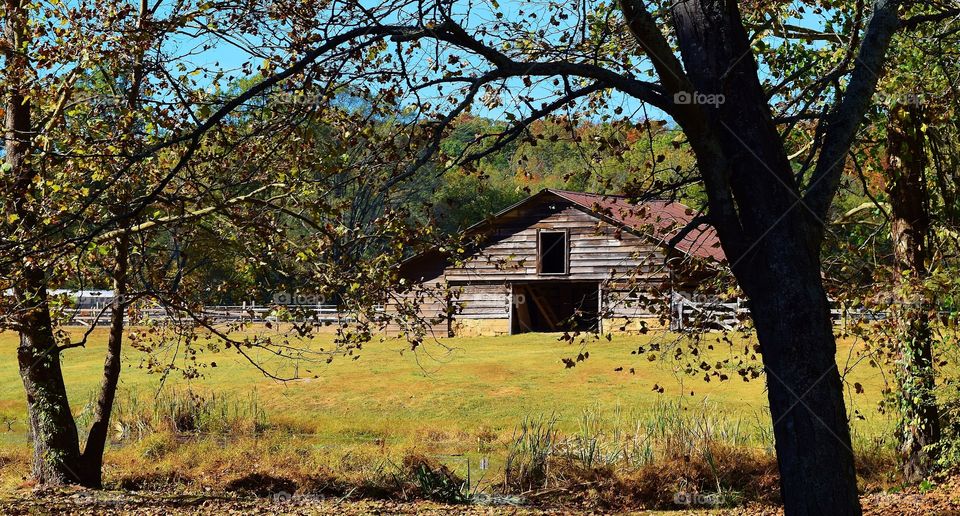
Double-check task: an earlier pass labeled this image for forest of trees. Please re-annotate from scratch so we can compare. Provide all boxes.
[184,113,702,303]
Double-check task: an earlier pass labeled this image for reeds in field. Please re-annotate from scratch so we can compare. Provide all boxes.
[74,388,269,442]
[502,414,558,492]
[499,399,779,508]
[549,399,764,469]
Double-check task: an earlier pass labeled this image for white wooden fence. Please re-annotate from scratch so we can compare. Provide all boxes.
[63,304,349,327]
[61,295,951,331]
[669,293,747,331]
[668,292,915,332]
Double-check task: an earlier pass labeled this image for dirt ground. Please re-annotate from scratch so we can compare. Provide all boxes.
[1,484,959,516]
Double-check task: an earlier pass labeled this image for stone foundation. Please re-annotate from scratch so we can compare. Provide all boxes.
[600,317,668,333]
[452,318,510,337]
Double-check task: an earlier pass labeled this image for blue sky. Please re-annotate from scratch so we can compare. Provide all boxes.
[183,0,833,125]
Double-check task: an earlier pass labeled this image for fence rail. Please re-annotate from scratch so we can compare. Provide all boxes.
[63,304,352,327]
[62,296,954,331]
[669,292,954,332]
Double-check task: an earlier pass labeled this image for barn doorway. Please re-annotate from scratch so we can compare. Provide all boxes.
[511,282,599,334]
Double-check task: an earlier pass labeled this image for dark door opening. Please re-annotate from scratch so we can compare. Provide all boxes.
[511,282,599,333]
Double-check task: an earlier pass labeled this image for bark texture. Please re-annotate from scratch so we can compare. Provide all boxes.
[664,1,864,513]
[884,103,939,481]
[5,0,85,485]
[15,269,84,485]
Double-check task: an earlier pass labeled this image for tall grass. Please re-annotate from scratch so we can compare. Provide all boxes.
[48,394,889,509]
[75,388,269,441]
[556,399,767,469]
[495,399,780,508]
[503,414,558,491]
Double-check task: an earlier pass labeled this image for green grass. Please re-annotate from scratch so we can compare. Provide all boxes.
[0,327,892,451]
[0,327,898,506]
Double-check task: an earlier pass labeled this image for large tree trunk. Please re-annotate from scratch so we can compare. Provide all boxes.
[5,0,84,486]
[884,103,939,480]
[79,233,129,488]
[15,268,84,485]
[668,1,862,513]
[745,249,860,512]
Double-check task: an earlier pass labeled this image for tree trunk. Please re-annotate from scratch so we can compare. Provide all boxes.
[745,251,861,513]
[668,1,862,512]
[5,0,85,486]
[884,103,939,480]
[15,268,84,485]
[79,233,129,487]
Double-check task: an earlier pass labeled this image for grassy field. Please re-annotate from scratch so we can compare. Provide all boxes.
[0,328,893,440]
[0,327,896,503]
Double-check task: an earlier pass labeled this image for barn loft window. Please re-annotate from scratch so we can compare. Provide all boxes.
[538,230,568,275]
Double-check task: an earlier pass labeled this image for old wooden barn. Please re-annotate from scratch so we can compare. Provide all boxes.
[392,189,726,336]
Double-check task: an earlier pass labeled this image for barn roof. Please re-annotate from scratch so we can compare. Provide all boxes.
[401,189,726,277]
[544,189,726,262]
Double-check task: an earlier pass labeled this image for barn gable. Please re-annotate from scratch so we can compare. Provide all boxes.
[391,189,725,337]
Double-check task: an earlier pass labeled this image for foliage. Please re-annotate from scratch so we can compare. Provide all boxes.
[404,454,472,504]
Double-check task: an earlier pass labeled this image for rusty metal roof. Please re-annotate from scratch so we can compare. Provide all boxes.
[546,189,726,262]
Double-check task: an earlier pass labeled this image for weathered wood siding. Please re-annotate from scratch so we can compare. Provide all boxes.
[445,201,670,283]
[383,265,450,336]
[389,196,696,336]
[451,284,510,319]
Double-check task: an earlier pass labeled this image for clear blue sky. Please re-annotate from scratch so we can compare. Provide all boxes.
[186,1,831,125]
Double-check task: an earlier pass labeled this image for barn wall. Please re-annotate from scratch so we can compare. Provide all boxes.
[452,283,510,319]
[391,196,710,337]
[447,283,510,336]
[444,201,671,283]
[384,248,453,336]
[383,280,450,337]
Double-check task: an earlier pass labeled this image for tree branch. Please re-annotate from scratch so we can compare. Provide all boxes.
[902,8,960,30]
[803,0,901,234]
[619,0,693,98]
[394,18,674,112]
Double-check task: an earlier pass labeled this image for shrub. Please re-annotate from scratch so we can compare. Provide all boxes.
[402,454,470,504]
